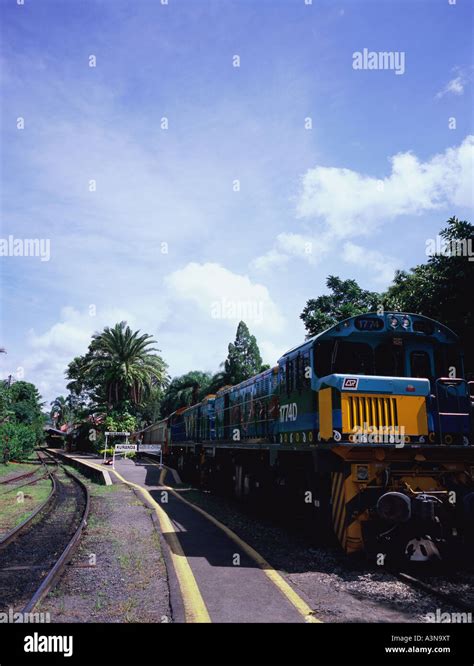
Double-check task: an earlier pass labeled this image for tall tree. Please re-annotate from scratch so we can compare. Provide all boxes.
[224,321,264,385]
[300,276,381,338]
[50,395,70,427]
[8,381,44,431]
[0,380,45,454]
[66,322,169,412]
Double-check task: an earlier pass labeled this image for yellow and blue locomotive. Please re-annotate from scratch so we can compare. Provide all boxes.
[145,312,474,563]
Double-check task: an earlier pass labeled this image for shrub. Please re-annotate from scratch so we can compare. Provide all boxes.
[0,422,36,461]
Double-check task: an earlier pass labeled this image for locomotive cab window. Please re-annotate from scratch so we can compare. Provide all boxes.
[435,346,463,379]
[410,351,432,380]
[313,340,334,378]
[375,342,404,377]
[303,352,311,385]
[285,359,294,394]
[332,341,374,375]
[295,353,303,391]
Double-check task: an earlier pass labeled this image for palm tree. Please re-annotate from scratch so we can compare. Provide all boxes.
[84,322,168,408]
[161,371,215,414]
[50,395,69,427]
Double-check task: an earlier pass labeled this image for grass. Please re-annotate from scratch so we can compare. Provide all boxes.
[53,461,122,495]
[0,462,38,480]
[0,476,52,534]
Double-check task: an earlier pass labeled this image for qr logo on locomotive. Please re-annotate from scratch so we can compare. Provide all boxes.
[342,377,359,390]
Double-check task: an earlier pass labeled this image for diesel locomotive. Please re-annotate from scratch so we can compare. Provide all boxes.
[140,312,474,563]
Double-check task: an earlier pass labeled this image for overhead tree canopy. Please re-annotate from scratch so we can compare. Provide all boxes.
[385,217,473,374]
[300,276,381,338]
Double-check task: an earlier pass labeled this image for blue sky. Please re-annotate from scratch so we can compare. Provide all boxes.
[1,0,473,404]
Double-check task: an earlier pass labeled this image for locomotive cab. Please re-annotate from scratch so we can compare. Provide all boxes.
[294,312,474,562]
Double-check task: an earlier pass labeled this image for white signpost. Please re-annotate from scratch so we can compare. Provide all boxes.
[102,432,132,468]
[138,443,163,467]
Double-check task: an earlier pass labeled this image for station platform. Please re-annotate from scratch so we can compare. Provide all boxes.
[47,449,318,623]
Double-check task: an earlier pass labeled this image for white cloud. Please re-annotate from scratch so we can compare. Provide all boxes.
[252,136,473,278]
[165,262,285,334]
[296,136,473,237]
[21,307,136,400]
[342,242,397,286]
[435,70,469,99]
[10,304,170,404]
[6,262,286,403]
[252,248,289,272]
[252,232,332,271]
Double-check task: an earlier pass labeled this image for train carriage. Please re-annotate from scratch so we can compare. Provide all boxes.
[140,418,169,454]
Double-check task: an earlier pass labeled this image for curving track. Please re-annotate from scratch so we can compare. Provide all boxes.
[0,450,90,614]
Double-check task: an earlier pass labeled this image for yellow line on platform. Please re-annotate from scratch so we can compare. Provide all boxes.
[159,467,167,485]
[84,460,211,623]
[144,460,321,624]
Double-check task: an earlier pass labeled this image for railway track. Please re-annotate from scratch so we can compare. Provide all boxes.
[0,467,42,486]
[0,449,90,615]
[393,570,474,616]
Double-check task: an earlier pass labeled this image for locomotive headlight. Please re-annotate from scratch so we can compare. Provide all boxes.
[377,491,411,523]
[389,317,399,329]
[356,465,369,481]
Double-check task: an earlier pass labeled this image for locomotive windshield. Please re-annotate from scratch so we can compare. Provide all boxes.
[314,338,463,382]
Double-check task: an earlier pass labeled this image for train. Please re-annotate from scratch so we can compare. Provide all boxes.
[140,312,474,564]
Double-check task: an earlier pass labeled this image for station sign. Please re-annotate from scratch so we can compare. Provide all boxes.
[139,444,162,453]
[105,432,131,436]
[114,443,137,452]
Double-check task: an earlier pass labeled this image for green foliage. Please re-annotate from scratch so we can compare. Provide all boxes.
[159,324,265,416]
[161,371,214,414]
[2,381,45,446]
[8,382,44,428]
[133,385,164,428]
[0,421,37,461]
[224,321,264,385]
[299,217,474,376]
[0,382,13,423]
[66,321,169,413]
[385,217,474,375]
[104,412,137,435]
[50,395,69,427]
[300,276,382,338]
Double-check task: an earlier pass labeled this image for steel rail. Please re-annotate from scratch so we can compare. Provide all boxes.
[394,571,474,615]
[0,456,57,550]
[20,457,90,614]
